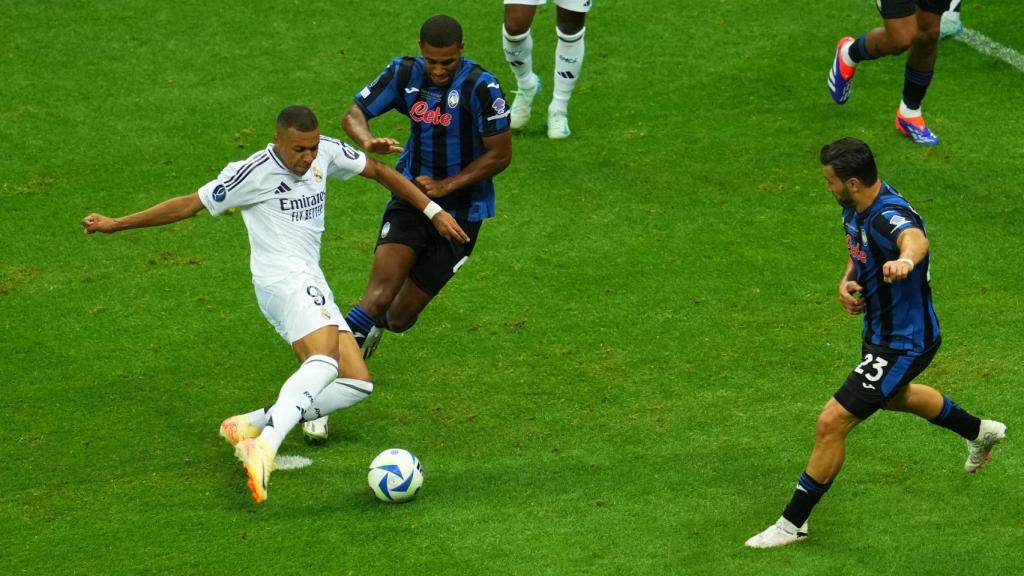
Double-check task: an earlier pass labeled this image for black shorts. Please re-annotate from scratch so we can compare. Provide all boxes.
[375,198,482,296]
[833,338,941,420]
[877,0,951,19]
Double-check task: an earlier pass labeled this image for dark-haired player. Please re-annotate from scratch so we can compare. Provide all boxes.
[745,137,1006,548]
[828,1,949,145]
[303,16,510,441]
[303,15,511,442]
[82,106,468,503]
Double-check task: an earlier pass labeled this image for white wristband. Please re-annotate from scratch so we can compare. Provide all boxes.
[423,201,442,220]
[896,257,915,270]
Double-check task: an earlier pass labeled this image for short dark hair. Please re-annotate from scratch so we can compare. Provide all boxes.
[276,105,319,132]
[820,137,878,186]
[420,14,463,47]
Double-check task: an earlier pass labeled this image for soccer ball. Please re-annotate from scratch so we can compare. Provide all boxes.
[367,448,423,503]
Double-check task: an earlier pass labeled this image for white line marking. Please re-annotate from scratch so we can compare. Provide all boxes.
[276,455,313,470]
[956,29,1024,73]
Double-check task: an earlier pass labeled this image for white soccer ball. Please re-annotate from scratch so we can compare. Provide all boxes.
[367,448,423,503]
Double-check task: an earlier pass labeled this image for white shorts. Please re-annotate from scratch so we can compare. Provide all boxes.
[254,270,350,344]
[504,0,592,13]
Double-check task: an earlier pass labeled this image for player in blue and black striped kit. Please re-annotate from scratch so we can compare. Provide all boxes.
[302,15,511,441]
[747,137,1007,548]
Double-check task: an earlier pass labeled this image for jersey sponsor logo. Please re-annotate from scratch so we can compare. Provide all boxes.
[492,98,507,115]
[279,191,326,222]
[447,89,460,109]
[846,234,868,264]
[409,100,452,126]
[212,184,227,202]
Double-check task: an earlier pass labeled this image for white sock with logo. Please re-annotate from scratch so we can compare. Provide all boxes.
[551,26,585,113]
[303,378,374,421]
[259,355,338,453]
[503,26,537,91]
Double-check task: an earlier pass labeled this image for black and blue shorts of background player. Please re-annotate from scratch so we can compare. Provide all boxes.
[876,0,952,19]
[375,198,482,296]
[834,338,942,419]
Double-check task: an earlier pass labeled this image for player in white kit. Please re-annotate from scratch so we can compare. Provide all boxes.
[502,0,592,138]
[82,105,468,503]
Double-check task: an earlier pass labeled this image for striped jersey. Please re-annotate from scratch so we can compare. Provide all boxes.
[355,56,510,221]
[842,182,940,351]
[197,137,366,283]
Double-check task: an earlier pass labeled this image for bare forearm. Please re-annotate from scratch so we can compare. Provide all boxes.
[113,194,204,231]
[440,149,510,195]
[377,165,430,211]
[841,258,857,283]
[342,106,374,148]
[897,231,929,265]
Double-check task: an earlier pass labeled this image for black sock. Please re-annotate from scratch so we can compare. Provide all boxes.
[902,65,934,110]
[929,396,981,440]
[782,472,832,528]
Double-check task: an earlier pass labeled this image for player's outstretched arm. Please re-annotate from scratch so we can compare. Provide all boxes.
[413,131,511,199]
[360,157,469,244]
[82,192,206,234]
[342,105,403,155]
[882,228,929,283]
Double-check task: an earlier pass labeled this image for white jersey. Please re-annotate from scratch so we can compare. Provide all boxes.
[197,137,367,284]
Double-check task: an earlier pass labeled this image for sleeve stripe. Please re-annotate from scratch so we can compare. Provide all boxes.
[226,156,270,191]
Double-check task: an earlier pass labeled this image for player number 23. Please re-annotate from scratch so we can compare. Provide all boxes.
[854,353,889,382]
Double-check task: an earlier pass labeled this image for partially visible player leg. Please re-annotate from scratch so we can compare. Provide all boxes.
[548,6,587,139]
[503,3,542,129]
[236,325,339,503]
[346,242,418,356]
[747,398,861,548]
[895,8,942,145]
[828,2,916,104]
[302,330,374,444]
[940,0,963,39]
[885,383,1005,472]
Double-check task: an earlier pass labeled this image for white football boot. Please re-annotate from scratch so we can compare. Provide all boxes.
[547,109,571,139]
[509,74,541,129]
[302,416,330,444]
[745,516,808,548]
[964,419,1007,473]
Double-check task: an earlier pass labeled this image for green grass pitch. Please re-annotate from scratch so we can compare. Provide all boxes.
[2,1,1022,574]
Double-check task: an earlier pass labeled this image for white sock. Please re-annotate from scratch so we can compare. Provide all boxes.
[259,355,338,453]
[244,406,272,429]
[502,26,536,90]
[840,42,857,69]
[551,26,585,113]
[899,100,922,118]
[303,378,374,421]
